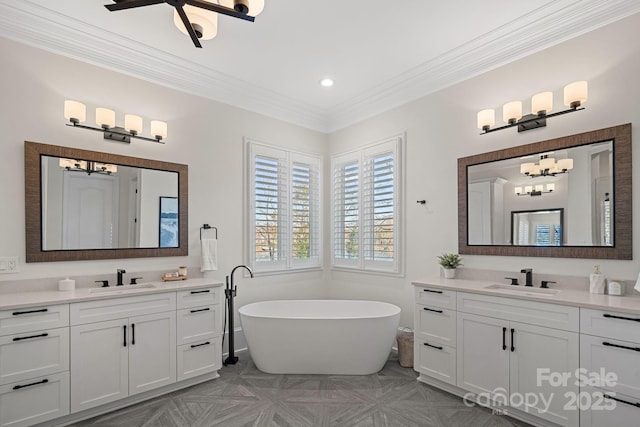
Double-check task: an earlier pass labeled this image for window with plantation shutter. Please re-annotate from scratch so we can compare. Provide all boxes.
[331,135,403,274]
[248,141,322,273]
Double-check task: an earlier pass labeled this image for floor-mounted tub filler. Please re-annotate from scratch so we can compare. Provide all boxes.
[239,300,401,375]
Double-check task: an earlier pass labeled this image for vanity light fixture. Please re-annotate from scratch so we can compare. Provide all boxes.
[59,158,118,176]
[477,81,587,134]
[521,154,573,178]
[515,183,555,197]
[64,100,167,143]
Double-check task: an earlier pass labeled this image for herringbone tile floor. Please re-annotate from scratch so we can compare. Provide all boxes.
[72,353,531,427]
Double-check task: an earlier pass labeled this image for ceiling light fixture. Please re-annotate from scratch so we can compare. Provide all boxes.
[64,100,168,143]
[515,183,555,197]
[477,81,587,134]
[520,154,573,178]
[320,78,334,87]
[104,0,264,48]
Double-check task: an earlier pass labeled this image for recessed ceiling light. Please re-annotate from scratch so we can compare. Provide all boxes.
[320,78,334,87]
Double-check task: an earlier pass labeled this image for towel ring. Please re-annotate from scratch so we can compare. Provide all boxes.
[200,224,218,240]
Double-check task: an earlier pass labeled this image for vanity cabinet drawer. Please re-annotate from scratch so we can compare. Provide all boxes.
[580,386,640,427]
[415,304,456,346]
[0,372,70,427]
[580,308,640,343]
[177,305,221,345]
[457,292,579,331]
[414,287,456,310]
[0,305,69,337]
[70,293,176,325]
[580,334,640,400]
[177,336,221,381]
[414,337,456,386]
[0,327,69,386]
[177,288,220,310]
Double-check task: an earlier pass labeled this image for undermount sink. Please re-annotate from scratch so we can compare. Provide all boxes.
[89,283,157,294]
[484,284,560,296]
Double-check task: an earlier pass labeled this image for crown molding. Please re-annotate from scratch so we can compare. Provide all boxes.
[1,1,639,134]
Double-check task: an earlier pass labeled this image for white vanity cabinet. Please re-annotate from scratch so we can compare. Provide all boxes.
[579,308,640,427]
[457,292,579,427]
[70,293,176,413]
[176,287,223,381]
[0,305,70,427]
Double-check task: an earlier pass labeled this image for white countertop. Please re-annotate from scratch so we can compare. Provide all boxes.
[412,277,640,315]
[0,278,224,311]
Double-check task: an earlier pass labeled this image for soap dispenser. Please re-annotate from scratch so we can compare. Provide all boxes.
[589,265,605,294]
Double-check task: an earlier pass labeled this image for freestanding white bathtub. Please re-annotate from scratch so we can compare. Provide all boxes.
[239,300,401,375]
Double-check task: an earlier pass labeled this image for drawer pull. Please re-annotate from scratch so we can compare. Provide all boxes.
[12,308,48,316]
[131,323,135,345]
[603,341,640,352]
[123,325,127,347]
[424,342,443,350]
[603,394,640,408]
[190,308,211,313]
[422,289,443,294]
[190,290,211,294]
[191,341,211,349]
[502,327,507,351]
[13,333,49,342]
[603,313,640,322]
[423,307,443,314]
[13,379,49,390]
[510,328,515,352]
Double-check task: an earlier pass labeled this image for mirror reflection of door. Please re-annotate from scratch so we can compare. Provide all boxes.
[62,173,119,249]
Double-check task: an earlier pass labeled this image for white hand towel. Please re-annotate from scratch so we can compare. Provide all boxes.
[200,238,218,272]
[634,271,640,293]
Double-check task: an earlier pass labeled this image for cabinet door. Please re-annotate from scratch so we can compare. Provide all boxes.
[509,321,579,427]
[128,311,176,396]
[580,386,640,427]
[70,319,128,413]
[457,312,509,398]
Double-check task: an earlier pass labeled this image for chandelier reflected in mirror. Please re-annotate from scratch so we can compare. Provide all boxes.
[520,154,573,178]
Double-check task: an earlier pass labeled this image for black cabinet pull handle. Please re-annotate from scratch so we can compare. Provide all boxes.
[510,328,515,352]
[12,308,48,316]
[424,342,443,350]
[502,327,507,351]
[190,290,211,294]
[422,289,443,294]
[603,313,640,322]
[131,324,135,345]
[13,333,49,342]
[603,394,640,408]
[603,341,640,352]
[190,341,211,349]
[123,325,127,347]
[423,307,444,314]
[13,379,49,390]
[190,308,211,313]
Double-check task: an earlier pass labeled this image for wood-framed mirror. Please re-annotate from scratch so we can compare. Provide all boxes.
[25,141,188,262]
[458,124,631,259]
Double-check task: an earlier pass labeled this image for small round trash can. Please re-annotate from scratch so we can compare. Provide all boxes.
[396,328,414,368]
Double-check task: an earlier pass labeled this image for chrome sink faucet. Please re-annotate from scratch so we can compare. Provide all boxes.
[521,268,533,287]
[116,269,126,286]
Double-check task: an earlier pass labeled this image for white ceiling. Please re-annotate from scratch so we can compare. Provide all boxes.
[1,0,639,132]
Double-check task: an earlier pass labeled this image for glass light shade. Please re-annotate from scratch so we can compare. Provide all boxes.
[477,109,495,129]
[535,184,544,192]
[104,164,117,174]
[546,183,555,192]
[539,157,556,170]
[173,5,218,40]
[150,120,168,139]
[502,101,522,123]
[515,187,523,195]
[564,81,588,107]
[64,100,86,123]
[524,186,533,194]
[124,114,143,135]
[96,108,115,129]
[557,158,574,171]
[532,92,553,115]
[221,0,265,16]
[520,162,534,174]
[59,158,76,169]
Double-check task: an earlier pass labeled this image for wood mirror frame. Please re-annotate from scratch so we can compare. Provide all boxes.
[458,124,632,259]
[25,141,188,262]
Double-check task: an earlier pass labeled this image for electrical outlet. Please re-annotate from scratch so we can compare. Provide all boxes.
[0,256,19,274]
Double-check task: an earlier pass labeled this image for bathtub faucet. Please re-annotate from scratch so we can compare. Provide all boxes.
[224,264,254,366]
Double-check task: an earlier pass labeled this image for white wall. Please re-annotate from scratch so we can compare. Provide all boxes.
[0,37,329,313]
[327,13,640,327]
